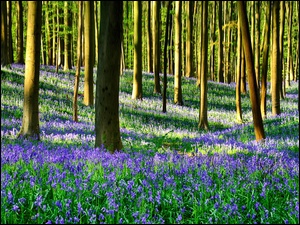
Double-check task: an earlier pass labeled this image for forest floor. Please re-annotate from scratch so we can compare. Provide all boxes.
[1,64,299,224]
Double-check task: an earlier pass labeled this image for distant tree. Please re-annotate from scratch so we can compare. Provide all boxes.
[132,1,143,100]
[286,1,294,86]
[7,1,13,64]
[1,1,9,67]
[16,1,24,64]
[73,1,83,122]
[254,1,260,90]
[84,1,95,106]
[95,1,123,152]
[279,1,285,98]
[260,1,271,119]
[210,1,216,81]
[152,1,161,94]
[271,1,281,116]
[198,1,209,130]
[174,1,183,105]
[217,1,224,83]
[18,1,42,140]
[238,1,265,142]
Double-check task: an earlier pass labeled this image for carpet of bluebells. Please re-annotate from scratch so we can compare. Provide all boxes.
[1,63,299,224]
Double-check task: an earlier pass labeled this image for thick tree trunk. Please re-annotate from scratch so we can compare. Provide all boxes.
[132,1,143,100]
[95,1,123,152]
[198,1,209,130]
[238,1,265,142]
[18,1,42,140]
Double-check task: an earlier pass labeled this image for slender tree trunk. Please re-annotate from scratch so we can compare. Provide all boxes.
[16,1,24,64]
[168,3,173,75]
[217,1,224,83]
[174,1,183,105]
[255,1,260,90]
[64,1,72,70]
[286,1,294,86]
[185,1,194,77]
[18,1,42,140]
[260,1,271,119]
[238,1,265,142]
[94,1,98,65]
[236,11,243,123]
[132,1,143,100]
[95,1,123,152]
[163,1,171,113]
[73,1,83,122]
[84,1,95,106]
[271,1,281,116]
[7,1,13,63]
[153,1,161,94]
[278,1,285,98]
[1,1,8,67]
[52,2,57,67]
[210,1,216,81]
[147,1,153,73]
[198,1,209,130]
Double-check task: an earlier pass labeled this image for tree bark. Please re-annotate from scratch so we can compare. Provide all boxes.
[198,1,209,130]
[73,1,83,122]
[271,1,281,116]
[185,1,194,77]
[238,1,265,142]
[217,1,224,83]
[7,1,13,63]
[16,1,24,64]
[64,1,72,70]
[18,1,42,140]
[132,1,143,100]
[95,1,123,152]
[174,1,183,105]
[147,1,153,73]
[210,1,216,81]
[236,11,243,123]
[153,1,161,94]
[84,1,95,106]
[1,1,8,67]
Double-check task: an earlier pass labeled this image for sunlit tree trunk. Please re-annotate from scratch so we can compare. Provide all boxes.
[16,1,24,64]
[168,2,173,75]
[271,1,281,116]
[95,1,123,152]
[210,1,216,81]
[255,1,260,90]
[64,1,72,70]
[198,1,209,130]
[286,1,294,87]
[260,1,271,119]
[52,2,57,67]
[73,1,83,122]
[153,1,161,94]
[217,1,224,83]
[147,1,153,73]
[132,1,143,100]
[279,1,285,99]
[174,1,183,105]
[18,1,42,140]
[238,1,265,142]
[84,1,95,106]
[236,11,243,123]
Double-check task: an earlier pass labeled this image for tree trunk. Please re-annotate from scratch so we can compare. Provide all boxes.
[95,1,123,152]
[174,1,183,105]
[7,1,13,63]
[84,1,95,106]
[278,1,285,99]
[153,1,161,94]
[217,1,224,83]
[286,1,294,87]
[163,1,171,113]
[271,1,281,116]
[260,1,271,120]
[1,1,8,67]
[198,1,209,130]
[255,1,260,90]
[168,3,173,75]
[132,1,143,100]
[73,1,83,122]
[16,1,24,64]
[147,1,153,73]
[210,1,216,81]
[185,1,194,77]
[18,1,42,140]
[64,1,72,71]
[238,1,265,142]
[236,11,243,123]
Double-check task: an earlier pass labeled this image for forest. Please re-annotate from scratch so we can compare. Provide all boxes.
[1,1,299,224]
